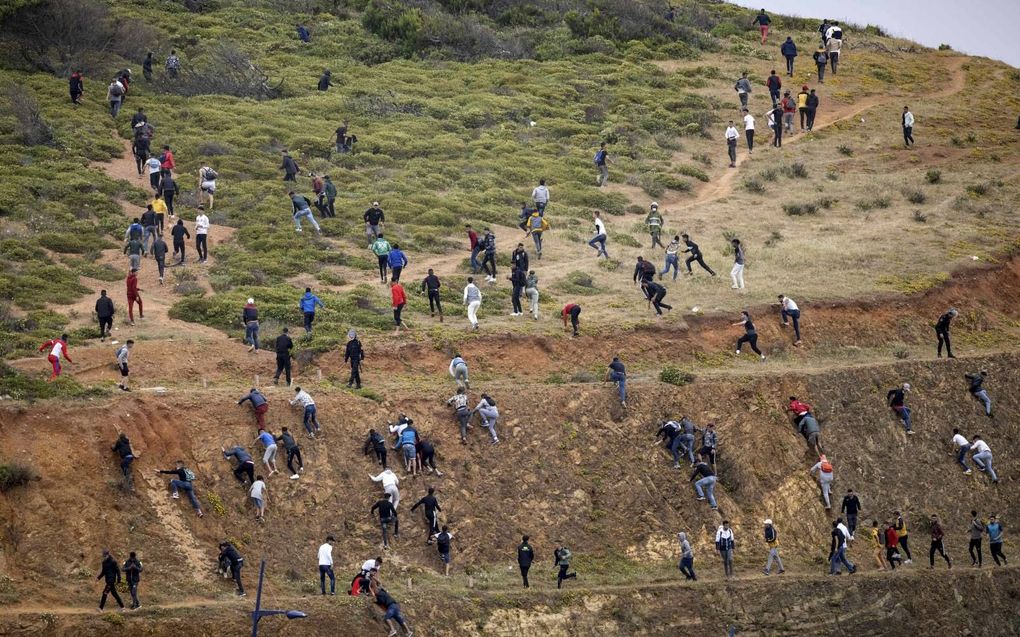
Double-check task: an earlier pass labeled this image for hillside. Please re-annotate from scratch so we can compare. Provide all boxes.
[1,0,1020,635]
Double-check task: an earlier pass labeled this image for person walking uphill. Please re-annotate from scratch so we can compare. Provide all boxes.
[95,290,115,341]
[370,492,399,549]
[170,219,190,266]
[828,519,856,575]
[526,211,549,259]
[532,178,550,214]
[255,429,279,477]
[411,487,443,543]
[115,340,133,391]
[743,109,756,154]
[422,269,443,321]
[841,489,862,539]
[242,298,259,352]
[730,238,746,289]
[318,536,336,595]
[480,228,498,281]
[678,532,697,580]
[810,454,835,510]
[806,89,820,131]
[691,459,718,510]
[734,311,766,361]
[194,206,209,262]
[238,388,269,430]
[970,435,998,483]
[371,234,392,283]
[219,542,245,596]
[274,327,294,386]
[222,445,256,486]
[797,85,810,131]
[608,357,627,408]
[752,8,771,44]
[345,329,364,389]
[935,308,958,358]
[390,280,408,334]
[365,202,385,246]
[781,37,798,76]
[969,510,985,567]
[902,107,915,146]
[987,515,1007,566]
[778,295,802,345]
[594,142,611,186]
[554,546,577,588]
[290,387,320,437]
[300,287,325,334]
[725,121,739,168]
[276,428,304,479]
[471,394,501,444]
[894,512,913,564]
[765,69,782,107]
[69,70,84,105]
[280,150,299,182]
[156,460,204,517]
[290,191,321,234]
[814,47,828,83]
[123,267,143,326]
[965,371,993,418]
[734,72,752,109]
[97,550,125,611]
[111,432,136,491]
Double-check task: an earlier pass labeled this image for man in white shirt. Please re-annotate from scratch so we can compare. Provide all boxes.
[350,556,382,596]
[370,468,401,508]
[778,294,802,345]
[588,212,608,258]
[318,536,335,595]
[742,109,755,153]
[951,428,972,475]
[970,436,997,483]
[290,387,320,436]
[902,106,915,147]
[463,277,482,330]
[199,166,217,210]
[145,155,162,193]
[531,178,550,214]
[194,205,210,263]
[725,121,739,168]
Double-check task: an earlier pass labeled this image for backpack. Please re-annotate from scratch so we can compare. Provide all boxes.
[110,82,124,97]
[594,150,606,165]
[831,28,842,40]
[202,167,218,180]
[115,345,127,361]
[820,461,833,473]
[530,215,544,230]
[183,467,196,482]
[764,526,777,543]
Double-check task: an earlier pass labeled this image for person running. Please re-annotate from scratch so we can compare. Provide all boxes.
[38,333,71,380]
[111,432,136,491]
[194,206,209,262]
[935,308,958,358]
[902,106,915,146]
[238,387,269,429]
[276,427,304,479]
[123,233,143,271]
[970,435,998,483]
[422,269,443,321]
[828,519,856,575]
[716,521,736,578]
[274,327,294,386]
[642,280,673,316]
[586,211,609,258]
[894,511,913,564]
[123,551,143,610]
[810,454,835,510]
[219,541,245,596]
[96,550,125,611]
[748,6,772,39]
[868,520,886,571]
[928,514,952,569]
[249,474,267,521]
[763,519,785,575]
[884,523,902,569]
[471,394,500,444]
[147,158,163,197]
[115,340,134,391]
[318,536,336,595]
[840,489,862,539]
[814,47,828,82]
[363,428,388,467]
[370,492,399,549]
[155,460,204,517]
[562,303,581,337]
[608,357,627,407]
[965,371,993,418]
[725,121,739,168]
[634,256,656,295]
[463,277,482,330]
[743,109,756,153]
[255,429,279,477]
[390,279,407,333]
[765,69,781,106]
[368,580,414,637]
[517,535,535,587]
[734,71,752,109]
[388,244,408,283]
[447,387,471,444]
[987,515,1007,566]
[661,235,681,281]
[526,210,550,259]
[733,311,766,360]
[449,354,469,390]
[322,175,337,218]
[222,445,255,486]
[645,202,665,248]
[170,219,190,265]
[690,459,718,510]
[781,36,797,76]
[554,545,577,588]
[517,201,533,234]
[290,191,321,233]
[363,201,386,246]
[95,290,115,341]
[280,150,299,182]
[290,386,320,437]
[681,234,715,276]
[480,228,498,281]
[969,510,985,567]
[952,428,972,474]
[593,142,610,186]
[532,178,550,214]
[678,532,697,580]
[411,487,443,544]
[509,266,527,317]
[886,383,913,433]
[241,298,260,353]
[300,287,325,334]
[730,238,746,289]
[775,294,803,345]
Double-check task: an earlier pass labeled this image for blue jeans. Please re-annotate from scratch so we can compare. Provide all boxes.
[973,450,997,481]
[781,308,801,341]
[245,321,260,350]
[668,435,684,464]
[470,245,482,272]
[680,433,696,464]
[293,208,320,232]
[319,565,335,594]
[695,475,717,508]
[170,479,201,511]
[973,390,992,416]
[588,234,607,257]
[609,371,626,403]
[829,546,855,574]
[679,556,696,580]
[894,406,911,431]
[536,201,546,214]
[143,226,157,254]
[303,405,320,434]
[661,254,679,280]
[956,444,971,471]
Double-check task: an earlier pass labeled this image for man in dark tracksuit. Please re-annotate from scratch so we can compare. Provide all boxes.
[276,427,303,476]
[363,428,387,467]
[97,550,125,610]
[159,173,177,216]
[111,433,135,490]
[95,290,115,340]
[370,494,399,549]
[510,266,527,316]
[642,280,672,315]
[274,327,294,385]
[222,445,255,485]
[517,536,534,587]
[935,308,957,358]
[151,234,168,284]
[219,542,245,596]
[410,487,442,543]
[170,219,190,265]
[344,329,364,388]
[840,490,862,538]
[633,257,656,299]
[422,269,443,321]
[682,234,715,276]
[140,206,158,256]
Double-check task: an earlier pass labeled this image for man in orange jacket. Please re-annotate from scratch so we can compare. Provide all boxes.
[390,279,407,334]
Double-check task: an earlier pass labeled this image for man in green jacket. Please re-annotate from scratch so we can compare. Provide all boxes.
[323,176,337,218]
[371,234,392,283]
[645,202,665,249]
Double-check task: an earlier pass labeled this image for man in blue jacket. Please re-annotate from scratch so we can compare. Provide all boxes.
[388,244,408,282]
[300,287,325,334]
[781,37,798,76]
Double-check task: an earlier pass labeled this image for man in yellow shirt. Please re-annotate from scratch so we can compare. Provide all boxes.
[797,85,810,131]
[150,196,168,236]
[868,520,887,570]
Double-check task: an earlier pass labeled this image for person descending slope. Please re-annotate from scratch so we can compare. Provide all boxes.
[763,519,785,575]
[733,311,766,361]
[935,308,958,358]
[965,371,993,418]
[554,545,577,588]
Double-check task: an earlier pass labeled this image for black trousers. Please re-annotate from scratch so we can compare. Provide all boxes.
[481,252,496,277]
[737,333,762,355]
[990,542,1007,565]
[568,305,581,333]
[150,172,161,192]
[286,448,303,474]
[274,357,291,384]
[806,108,817,130]
[427,290,442,314]
[98,316,113,337]
[652,292,672,315]
[512,286,523,313]
[376,255,388,282]
[903,126,914,145]
[745,129,754,151]
[163,190,175,215]
[929,540,950,567]
[99,582,124,609]
[196,234,208,260]
[173,240,186,263]
[556,563,576,588]
[233,461,254,485]
[519,563,531,587]
[969,538,982,565]
[936,328,952,357]
[348,363,361,388]
[231,561,244,593]
[685,255,714,275]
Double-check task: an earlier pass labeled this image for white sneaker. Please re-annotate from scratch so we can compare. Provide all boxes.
[290,474,300,480]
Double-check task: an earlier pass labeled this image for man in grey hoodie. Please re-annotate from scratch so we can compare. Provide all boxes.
[531,179,550,214]
[678,532,696,580]
[734,72,752,109]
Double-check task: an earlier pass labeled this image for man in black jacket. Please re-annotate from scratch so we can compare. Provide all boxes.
[370,493,399,549]
[159,172,177,216]
[935,308,958,358]
[344,329,364,388]
[509,266,527,316]
[273,327,294,386]
[682,234,715,276]
[421,269,443,321]
[805,89,820,131]
[840,489,862,539]
[151,234,168,285]
[123,551,143,609]
[276,427,303,479]
[219,542,246,596]
[517,535,534,587]
[95,290,115,341]
[140,205,158,256]
[363,428,387,467]
[410,486,442,544]
[97,550,125,611]
[111,432,135,491]
[170,219,190,265]
[633,256,655,298]
[642,280,673,316]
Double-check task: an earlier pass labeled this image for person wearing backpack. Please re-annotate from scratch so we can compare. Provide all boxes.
[107,77,125,118]
[280,150,299,182]
[526,210,550,258]
[156,461,204,517]
[810,454,835,510]
[199,166,217,210]
[115,340,133,392]
[825,22,844,73]
[814,47,828,83]
[371,233,392,283]
[782,91,796,134]
[765,69,782,107]
[969,510,985,567]
[593,142,611,187]
[715,521,736,578]
[763,519,785,575]
[123,551,143,610]
[780,37,798,76]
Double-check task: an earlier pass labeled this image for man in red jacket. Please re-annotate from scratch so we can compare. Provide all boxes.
[126,268,143,325]
[390,279,407,334]
[39,334,72,380]
[562,303,581,337]
[159,145,175,175]
[787,396,812,426]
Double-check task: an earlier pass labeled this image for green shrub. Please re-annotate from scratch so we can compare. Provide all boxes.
[782,202,818,216]
[0,461,37,492]
[903,189,926,204]
[782,162,808,179]
[743,178,766,193]
[659,365,694,386]
[837,144,853,156]
[966,183,989,196]
[925,169,942,184]
[675,165,709,182]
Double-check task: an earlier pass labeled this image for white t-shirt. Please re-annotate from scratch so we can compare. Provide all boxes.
[249,480,266,500]
[361,559,378,572]
[725,126,739,141]
[782,297,799,312]
[744,114,755,131]
[952,433,969,448]
[317,543,333,566]
[49,341,65,358]
[971,440,991,455]
[593,218,606,236]
[146,157,161,175]
[195,214,209,235]
[371,470,399,488]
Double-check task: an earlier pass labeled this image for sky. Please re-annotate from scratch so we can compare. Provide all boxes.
[729,0,1020,68]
